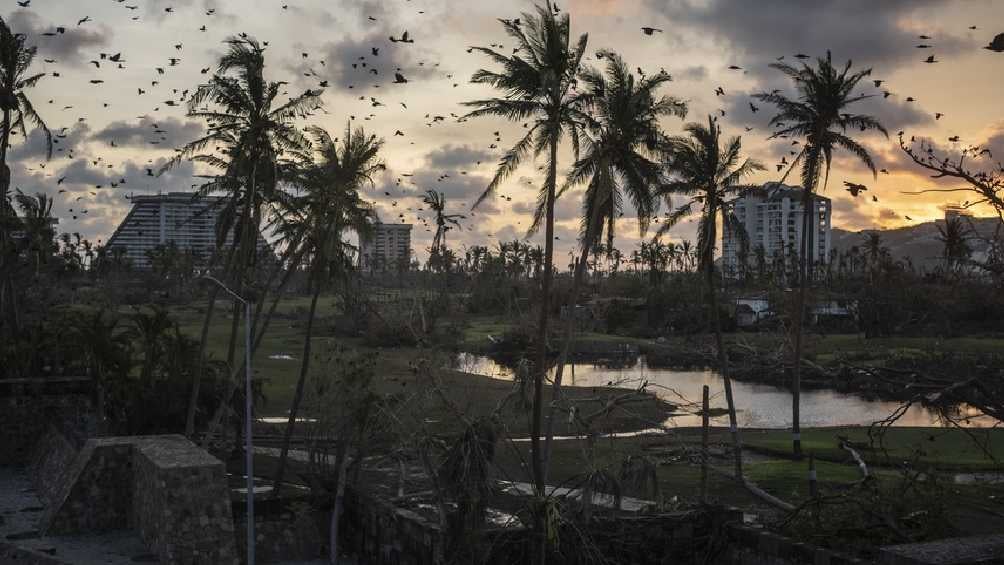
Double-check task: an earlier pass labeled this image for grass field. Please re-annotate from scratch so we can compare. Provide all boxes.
[743,426,1004,471]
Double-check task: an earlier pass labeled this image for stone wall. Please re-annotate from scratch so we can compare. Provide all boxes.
[130,436,239,565]
[28,424,83,508]
[28,428,238,565]
[41,438,135,534]
[232,495,324,563]
[0,377,92,465]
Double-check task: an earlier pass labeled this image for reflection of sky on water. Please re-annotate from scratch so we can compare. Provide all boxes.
[454,354,993,429]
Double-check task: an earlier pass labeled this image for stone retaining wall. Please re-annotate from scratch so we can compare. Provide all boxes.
[28,427,238,565]
[130,436,238,564]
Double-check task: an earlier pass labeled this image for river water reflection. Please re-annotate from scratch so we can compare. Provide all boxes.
[455,353,991,429]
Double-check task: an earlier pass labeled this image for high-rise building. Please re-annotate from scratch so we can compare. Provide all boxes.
[105,192,260,269]
[723,183,832,274]
[358,222,412,272]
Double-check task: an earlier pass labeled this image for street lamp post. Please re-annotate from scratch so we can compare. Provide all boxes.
[198,275,255,565]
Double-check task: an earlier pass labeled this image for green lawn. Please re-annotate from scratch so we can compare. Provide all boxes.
[744,427,1004,471]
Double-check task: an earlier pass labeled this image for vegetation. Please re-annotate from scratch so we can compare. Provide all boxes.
[2,5,1004,565]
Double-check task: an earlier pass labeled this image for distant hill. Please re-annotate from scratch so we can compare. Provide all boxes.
[831,216,1001,271]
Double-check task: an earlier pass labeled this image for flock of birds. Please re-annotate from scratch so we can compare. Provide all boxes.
[10,0,1004,243]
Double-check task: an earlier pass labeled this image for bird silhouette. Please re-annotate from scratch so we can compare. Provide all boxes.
[923,55,938,63]
[986,33,1004,52]
[843,181,867,197]
[389,31,414,43]
[641,27,662,35]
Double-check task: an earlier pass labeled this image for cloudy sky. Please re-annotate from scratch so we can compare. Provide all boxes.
[5,0,1003,263]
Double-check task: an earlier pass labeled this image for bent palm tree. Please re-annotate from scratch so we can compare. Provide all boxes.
[544,50,685,477]
[658,116,764,478]
[271,123,381,491]
[462,2,588,537]
[754,51,885,457]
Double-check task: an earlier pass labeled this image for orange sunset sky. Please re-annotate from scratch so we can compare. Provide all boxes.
[5,0,1003,262]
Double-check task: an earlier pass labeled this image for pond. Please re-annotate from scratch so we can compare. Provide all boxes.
[454,353,992,429]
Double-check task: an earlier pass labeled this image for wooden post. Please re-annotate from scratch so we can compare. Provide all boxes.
[701,385,709,504]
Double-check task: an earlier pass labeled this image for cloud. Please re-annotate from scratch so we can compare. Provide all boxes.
[295,32,439,93]
[649,0,968,78]
[676,65,708,81]
[425,144,493,170]
[878,208,900,220]
[8,10,112,65]
[9,122,92,163]
[830,196,873,228]
[91,116,204,149]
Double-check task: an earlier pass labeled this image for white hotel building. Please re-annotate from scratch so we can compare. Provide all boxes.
[722,183,832,273]
[106,192,261,269]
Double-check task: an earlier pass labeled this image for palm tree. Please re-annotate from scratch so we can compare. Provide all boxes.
[462,1,589,525]
[0,17,51,334]
[71,309,132,433]
[13,189,55,276]
[271,123,381,490]
[658,116,764,478]
[544,50,685,475]
[169,36,321,438]
[937,215,972,273]
[422,190,465,253]
[754,51,886,457]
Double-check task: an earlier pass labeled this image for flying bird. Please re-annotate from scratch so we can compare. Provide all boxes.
[641,27,662,35]
[986,33,1004,52]
[923,55,938,63]
[843,181,867,197]
[389,31,414,43]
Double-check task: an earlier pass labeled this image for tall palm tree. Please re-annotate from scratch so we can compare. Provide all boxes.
[543,50,685,475]
[462,1,588,523]
[0,17,51,334]
[658,116,764,478]
[271,123,381,490]
[422,190,465,253]
[168,36,321,438]
[754,51,885,457]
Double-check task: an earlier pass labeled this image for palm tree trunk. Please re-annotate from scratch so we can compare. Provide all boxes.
[185,244,239,437]
[531,135,558,565]
[200,258,299,449]
[707,245,743,478]
[790,190,812,459]
[330,441,350,564]
[273,279,321,490]
[542,240,590,481]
